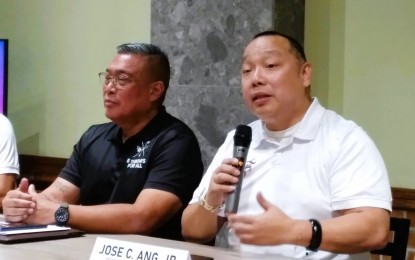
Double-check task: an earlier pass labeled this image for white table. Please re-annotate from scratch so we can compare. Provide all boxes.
[0,233,296,260]
[0,214,294,260]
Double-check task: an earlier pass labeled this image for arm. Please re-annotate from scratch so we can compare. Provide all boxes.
[68,188,182,234]
[227,193,390,253]
[24,177,183,234]
[0,115,19,212]
[24,125,201,234]
[226,131,391,252]
[2,177,79,223]
[182,158,239,243]
[181,201,227,243]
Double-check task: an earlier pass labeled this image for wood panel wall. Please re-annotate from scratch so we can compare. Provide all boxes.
[18,154,67,190]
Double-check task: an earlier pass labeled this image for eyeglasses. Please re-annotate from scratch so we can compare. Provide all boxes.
[98,72,133,89]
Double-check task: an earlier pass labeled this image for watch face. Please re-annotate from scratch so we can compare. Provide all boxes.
[55,208,69,223]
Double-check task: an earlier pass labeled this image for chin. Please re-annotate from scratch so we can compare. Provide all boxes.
[253,109,277,123]
[105,111,117,121]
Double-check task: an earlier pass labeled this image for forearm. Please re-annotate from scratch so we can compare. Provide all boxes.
[317,209,389,252]
[182,203,225,243]
[293,208,389,253]
[68,204,162,234]
[0,174,16,212]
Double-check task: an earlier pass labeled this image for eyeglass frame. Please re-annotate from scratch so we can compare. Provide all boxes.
[98,72,134,89]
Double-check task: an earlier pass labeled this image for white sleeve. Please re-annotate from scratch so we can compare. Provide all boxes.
[189,131,234,206]
[0,115,19,175]
[330,125,391,211]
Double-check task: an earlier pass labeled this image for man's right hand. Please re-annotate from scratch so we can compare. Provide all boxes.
[2,178,36,223]
[204,158,241,208]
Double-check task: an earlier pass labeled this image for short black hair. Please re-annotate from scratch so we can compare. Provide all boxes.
[253,31,307,62]
[117,43,170,101]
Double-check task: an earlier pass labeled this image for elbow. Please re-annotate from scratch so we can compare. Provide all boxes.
[181,217,201,242]
[181,209,215,244]
[359,209,391,251]
[181,227,197,242]
[370,228,390,250]
[365,221,390,250]
[128,211,159,235]
[182,226,214,244]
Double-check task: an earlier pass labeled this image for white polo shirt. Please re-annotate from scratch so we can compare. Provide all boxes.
[0,114,19,175]
[190,98,391,259]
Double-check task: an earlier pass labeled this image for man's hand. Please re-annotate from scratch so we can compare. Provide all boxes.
[2,178,36,223]
[227,192,295,245]
[204,158,241,207]
[24,184,58,225]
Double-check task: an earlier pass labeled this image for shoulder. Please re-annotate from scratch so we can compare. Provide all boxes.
[321,109,366,142]
[304,99,361,141]
[78,122,117,143]
[0,114,14,136]
[318,109,382,165]
[158,112,198,140]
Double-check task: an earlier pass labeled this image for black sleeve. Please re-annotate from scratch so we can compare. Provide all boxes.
[58,126,96,187]
[58,142,82,187]
[144,125,204,204]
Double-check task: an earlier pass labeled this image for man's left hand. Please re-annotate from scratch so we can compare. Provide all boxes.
[227,192,295,245]
[25,184,58,225]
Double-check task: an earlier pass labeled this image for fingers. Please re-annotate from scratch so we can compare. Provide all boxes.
[5,189,35,202]
[3,202,35,223]
[28,184,38,196]
[228,215,256,243]
[18,178,30,193]
[256,192,271,210]
[2,189,36,223]
[4,212,32,223]
[212,158,241,186]
[228,214,254,226]
[205,158,241,205]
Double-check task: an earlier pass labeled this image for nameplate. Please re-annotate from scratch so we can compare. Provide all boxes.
[89,237,190,260]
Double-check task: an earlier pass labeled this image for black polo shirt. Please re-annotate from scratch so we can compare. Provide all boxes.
[59,106,203,240]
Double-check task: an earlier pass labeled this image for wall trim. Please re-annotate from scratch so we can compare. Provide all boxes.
[392,187,415,211]
[19,154,67,190]
[18,154,415,210]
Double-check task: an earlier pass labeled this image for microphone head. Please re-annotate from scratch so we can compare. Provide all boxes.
[234,125,252,147]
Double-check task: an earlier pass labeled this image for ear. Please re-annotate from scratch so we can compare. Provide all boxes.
[148,81,165,102]
[300,62,312,88]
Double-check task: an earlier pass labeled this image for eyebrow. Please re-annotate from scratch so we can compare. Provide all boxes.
[242,49,283,62]
[105,69,133,76]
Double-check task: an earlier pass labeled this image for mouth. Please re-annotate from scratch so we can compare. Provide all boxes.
[104,99,116,107]
[252,92,271,102]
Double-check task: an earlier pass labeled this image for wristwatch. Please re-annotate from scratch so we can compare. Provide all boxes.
[54,202,69,226]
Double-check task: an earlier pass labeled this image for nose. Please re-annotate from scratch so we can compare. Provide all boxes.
[103,80,117,94]
[251,67,265,87]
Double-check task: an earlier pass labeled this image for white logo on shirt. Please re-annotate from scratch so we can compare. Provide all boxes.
[126,141,150,169]
[132,141,151,158]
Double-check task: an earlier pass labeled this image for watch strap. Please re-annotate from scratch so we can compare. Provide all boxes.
[306,219,322,251]
[55,202,69,226]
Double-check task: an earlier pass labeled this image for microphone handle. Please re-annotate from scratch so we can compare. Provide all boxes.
[225,146,249,214]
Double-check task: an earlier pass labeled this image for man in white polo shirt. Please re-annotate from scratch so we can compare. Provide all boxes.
[0,114,19,211]
[182,31,391,259]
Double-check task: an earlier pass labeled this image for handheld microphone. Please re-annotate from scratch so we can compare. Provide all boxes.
[225,125,252,214]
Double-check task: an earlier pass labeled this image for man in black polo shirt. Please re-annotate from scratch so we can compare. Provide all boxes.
[2,43,204,241]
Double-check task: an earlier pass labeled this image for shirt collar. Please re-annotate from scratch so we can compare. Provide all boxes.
[293,98,325,141]
[107,105,168,144]
[251,98,325,148]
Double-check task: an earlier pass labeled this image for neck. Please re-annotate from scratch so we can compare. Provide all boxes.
[265,97,312,131]
[119,108,160,141]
